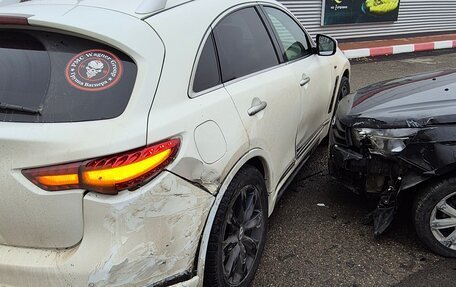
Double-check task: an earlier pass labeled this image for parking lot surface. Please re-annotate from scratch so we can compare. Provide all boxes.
[252,49,456,287]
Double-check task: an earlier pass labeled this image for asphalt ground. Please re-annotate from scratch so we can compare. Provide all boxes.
[252,49,456,287]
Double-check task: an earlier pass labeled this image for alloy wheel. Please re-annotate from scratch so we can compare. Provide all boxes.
[430,191,456,250]
[222,185,265,285]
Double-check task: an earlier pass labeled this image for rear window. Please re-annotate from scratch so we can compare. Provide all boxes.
[0,29,137,123]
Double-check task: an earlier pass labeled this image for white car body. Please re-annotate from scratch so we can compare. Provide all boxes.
[0,0,350,286]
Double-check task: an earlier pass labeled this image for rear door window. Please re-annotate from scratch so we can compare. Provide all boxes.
[213,7,279,83]
[0,29,137,123]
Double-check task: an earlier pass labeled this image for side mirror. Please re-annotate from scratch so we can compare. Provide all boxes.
[316,34,337,56]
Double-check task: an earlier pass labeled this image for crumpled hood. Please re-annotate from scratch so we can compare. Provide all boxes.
[337,69,456,128]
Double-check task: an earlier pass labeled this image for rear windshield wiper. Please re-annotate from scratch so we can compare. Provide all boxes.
[0,102,42,115]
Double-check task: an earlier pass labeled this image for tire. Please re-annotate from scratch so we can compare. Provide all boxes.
[337,76,350,102]
[332,75,350,119]
[325,75,350,142]
[414,178,456,257]
[204,165,268,287]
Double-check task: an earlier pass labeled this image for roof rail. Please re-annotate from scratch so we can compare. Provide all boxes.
[135,0,167,14]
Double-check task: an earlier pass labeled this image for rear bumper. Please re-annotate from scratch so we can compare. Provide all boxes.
[170,276,200,287]
[0,171,214,287]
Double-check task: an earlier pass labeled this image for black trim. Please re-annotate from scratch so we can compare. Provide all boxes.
[209,31,223,88]
[296,121,328,159]
[149,271,196,287]
[276,138,320,201]
[256,5,286,64]
[328,76,340,114]
[278,121,328,199]
[277,161,296,186]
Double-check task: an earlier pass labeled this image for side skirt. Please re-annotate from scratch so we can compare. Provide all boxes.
[276,121,328,201]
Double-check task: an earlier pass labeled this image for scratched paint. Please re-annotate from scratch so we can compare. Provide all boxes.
[88,174,214,286]
[0,172,214,286]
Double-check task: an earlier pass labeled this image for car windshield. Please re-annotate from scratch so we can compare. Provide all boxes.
[0,29,137,123]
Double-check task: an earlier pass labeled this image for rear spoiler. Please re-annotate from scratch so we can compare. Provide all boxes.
[0,0,32,25]
[0,13,30,25]
[0,0,23,7]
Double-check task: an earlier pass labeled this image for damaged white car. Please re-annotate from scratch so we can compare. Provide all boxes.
[0,0,350,286]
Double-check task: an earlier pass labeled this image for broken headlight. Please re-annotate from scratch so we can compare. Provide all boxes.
[352,128,418,155]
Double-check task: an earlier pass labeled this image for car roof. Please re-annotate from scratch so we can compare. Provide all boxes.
[0,0,166,18]
[0,0,282,19]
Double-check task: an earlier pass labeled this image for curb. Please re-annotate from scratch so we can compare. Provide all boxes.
[342,40,456,59]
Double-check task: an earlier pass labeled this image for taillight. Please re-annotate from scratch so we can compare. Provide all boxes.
[22,138,180,195]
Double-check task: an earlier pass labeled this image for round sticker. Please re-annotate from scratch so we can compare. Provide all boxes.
[65,49,123,92]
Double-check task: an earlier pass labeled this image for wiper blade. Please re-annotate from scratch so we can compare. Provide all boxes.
[0,102,42,115]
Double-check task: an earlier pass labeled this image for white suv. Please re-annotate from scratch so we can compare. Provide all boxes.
[0,0,350,286]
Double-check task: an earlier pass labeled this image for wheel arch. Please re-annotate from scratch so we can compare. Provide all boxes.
[245,157,270,189]
[397,167,456,211]
[195,148,273,285]
[400,165,456,195]
[343,69,350,79]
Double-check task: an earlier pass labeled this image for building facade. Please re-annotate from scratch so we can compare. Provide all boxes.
[279,0,456,40]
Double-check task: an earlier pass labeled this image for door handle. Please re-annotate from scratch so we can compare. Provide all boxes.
[300,76,311,87]
[248,101,267,116]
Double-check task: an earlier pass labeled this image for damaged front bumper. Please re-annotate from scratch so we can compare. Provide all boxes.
[0,171,214,287]
[329,144,406,235]
[329,145,366,194]
[329,119,456,236]
[329,144,403,193]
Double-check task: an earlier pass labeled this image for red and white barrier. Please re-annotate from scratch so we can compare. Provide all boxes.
[342,40,456,59]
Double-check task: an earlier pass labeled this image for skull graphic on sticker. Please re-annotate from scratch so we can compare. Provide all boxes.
[65,50,123,92]
[86,60,104,79]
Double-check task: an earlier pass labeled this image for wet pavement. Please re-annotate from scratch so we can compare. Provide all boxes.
[252,49,456,287]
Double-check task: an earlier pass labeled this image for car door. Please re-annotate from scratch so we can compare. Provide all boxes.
[213,6,300,187]
[262,6,334,158]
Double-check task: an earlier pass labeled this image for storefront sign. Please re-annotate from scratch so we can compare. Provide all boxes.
[322,0,400,25]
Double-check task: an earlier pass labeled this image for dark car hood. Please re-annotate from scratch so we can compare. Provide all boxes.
[338,70,456,128]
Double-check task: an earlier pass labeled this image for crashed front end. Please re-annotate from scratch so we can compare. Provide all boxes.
[329,70,456,235]
[330,123,431,235]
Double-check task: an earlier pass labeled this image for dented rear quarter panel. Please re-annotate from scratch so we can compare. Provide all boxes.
[0,172,214,286]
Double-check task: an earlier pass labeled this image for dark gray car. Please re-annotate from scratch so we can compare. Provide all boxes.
[329,69,456,258]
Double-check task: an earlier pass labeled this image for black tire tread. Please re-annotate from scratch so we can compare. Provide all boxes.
[338,76,350,101]
[414,177,456,258]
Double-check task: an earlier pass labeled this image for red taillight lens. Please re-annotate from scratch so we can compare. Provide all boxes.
[22,138,180,195]
[23,162,81,191]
